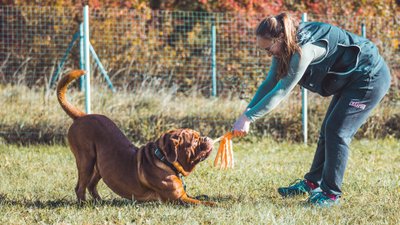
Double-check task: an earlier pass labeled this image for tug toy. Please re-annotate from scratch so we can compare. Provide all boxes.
[213,131,243,169]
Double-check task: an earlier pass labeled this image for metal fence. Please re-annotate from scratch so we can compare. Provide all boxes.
[0,6,399,98]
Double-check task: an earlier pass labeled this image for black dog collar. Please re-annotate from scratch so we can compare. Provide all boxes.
[154,148,180,175]
[154,148,186,191]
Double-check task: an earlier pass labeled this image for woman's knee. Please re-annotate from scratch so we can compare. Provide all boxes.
[324,124,353,145]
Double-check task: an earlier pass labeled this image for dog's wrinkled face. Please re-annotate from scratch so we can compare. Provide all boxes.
[157,129,213,174]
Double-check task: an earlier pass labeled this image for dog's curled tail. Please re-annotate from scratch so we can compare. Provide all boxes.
[57,70,87,120]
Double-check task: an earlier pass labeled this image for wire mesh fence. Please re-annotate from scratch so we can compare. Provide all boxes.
[0,6,77,86]
[1,6,398,94]
[85,10,271,98]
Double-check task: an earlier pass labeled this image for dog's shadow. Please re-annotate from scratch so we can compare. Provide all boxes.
[192,194,235,203]
[0,194,77,209]
[0,193,235,209]
[0,194,141,209]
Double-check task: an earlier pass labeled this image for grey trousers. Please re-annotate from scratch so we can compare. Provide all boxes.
[304,61,391,196]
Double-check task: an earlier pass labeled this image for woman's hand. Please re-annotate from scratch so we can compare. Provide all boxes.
[233,113,251,136]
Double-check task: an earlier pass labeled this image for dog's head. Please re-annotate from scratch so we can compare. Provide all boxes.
[157,128,213,176]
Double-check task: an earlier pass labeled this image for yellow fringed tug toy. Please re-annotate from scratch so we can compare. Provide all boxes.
[213,131,243,169]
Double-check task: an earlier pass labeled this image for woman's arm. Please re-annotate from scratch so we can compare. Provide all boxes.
[246,57,279,109]
[244,42,326,121]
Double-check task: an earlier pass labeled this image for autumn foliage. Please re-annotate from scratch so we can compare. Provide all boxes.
[0,0,398,92]
[3,0,398,17]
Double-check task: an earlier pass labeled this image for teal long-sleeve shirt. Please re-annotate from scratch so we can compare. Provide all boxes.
[245,42,327,122]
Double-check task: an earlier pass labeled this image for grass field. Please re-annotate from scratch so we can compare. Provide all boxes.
[0,138,399,224]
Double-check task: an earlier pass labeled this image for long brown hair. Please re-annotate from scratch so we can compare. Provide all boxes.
[255,12,301,80]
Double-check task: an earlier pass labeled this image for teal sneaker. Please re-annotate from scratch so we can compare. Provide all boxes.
[307,191,339,207]
[278,179,317,197]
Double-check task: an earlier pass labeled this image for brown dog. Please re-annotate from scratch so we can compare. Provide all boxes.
[57,70,215,206]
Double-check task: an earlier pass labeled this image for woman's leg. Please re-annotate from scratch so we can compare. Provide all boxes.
[304,95,340,185]
[319,63,391,196]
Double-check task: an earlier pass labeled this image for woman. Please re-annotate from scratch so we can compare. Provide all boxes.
[233,12,391,207]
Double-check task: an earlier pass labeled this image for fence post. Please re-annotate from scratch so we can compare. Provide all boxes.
[301,13,308,145]
[79,23,85,90]
[211,20,217,97]
[83,5,91,114]
[361,23,366,38]
[89,44,116,92]
[48,31,79,89]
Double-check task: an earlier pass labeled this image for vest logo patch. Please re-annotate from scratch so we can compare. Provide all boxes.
[349,101,366,110]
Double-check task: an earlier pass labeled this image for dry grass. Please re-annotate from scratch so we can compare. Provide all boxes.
[1,80,399,145]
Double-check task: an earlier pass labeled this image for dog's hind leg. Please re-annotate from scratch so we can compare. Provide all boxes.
[75,157,96,202]
[88,167,102,201]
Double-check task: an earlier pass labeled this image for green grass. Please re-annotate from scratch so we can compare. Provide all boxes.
[1,138,399,224]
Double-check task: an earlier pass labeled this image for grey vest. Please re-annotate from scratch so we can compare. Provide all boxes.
[297,22,382,96]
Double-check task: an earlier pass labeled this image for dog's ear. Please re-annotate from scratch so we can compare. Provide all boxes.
[159,131,180,163]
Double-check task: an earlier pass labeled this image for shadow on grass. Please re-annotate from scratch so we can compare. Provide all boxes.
[209,194,236,203]
[0,194,77,209]
[0,193,145,209]
[0,193,235,209]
